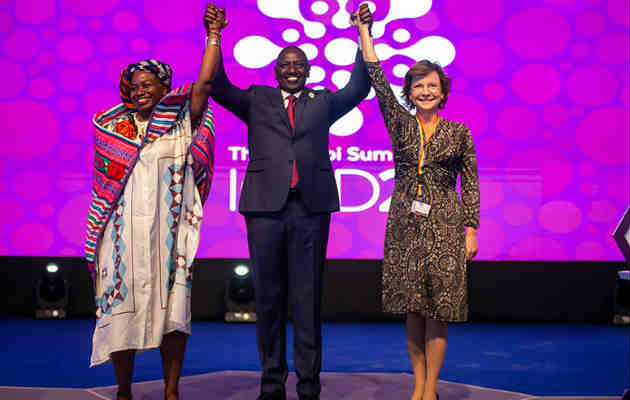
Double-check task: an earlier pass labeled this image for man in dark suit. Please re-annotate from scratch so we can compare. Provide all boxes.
[208,5,372,399]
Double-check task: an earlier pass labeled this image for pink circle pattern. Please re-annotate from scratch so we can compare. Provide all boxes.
[1,100,61,160]
[145,0,202,34]
[480,181,504,211]
[453,37,504,78]
[482,83,505,102]
[444,0,504,33]
[57,194,91,245]
[57,97,79,113]
[566,65,618,107]
[28,77,56,99]
[113,11,140,33]
[4,30,40,60]
[505,8,571,59]
[59,67,89,92]
[11,223,54,253]
[60,0,121,17]
[15,0,55,24]
[575,241,605,260]
[496,106,539,140]
[570,42,591,59]
[100,35,124,55]
[38,203,56,219]
[477,138,505,160]
[503,203,534,226]
[542,105,569,127]
[538,201,582,233]
[575,108,629,165]
[56,35,94,64]
[511,64,562,105]
[131,38,151,54]
[14,171,53,201]
[477,218,505,259]
[596,32,630,65]
[0,0,627,262]
[0,61,27,98]
[607,0,629,26]
[575,12,606,37]
[441,93,488,136]
[0,12,13,34]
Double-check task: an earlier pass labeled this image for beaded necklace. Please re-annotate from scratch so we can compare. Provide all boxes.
[129,112,149,140]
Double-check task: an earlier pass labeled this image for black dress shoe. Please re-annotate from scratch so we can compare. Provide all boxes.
[116,392,132,400]
[257,389,286,400]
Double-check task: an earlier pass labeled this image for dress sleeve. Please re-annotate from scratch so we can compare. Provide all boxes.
[460,125,480,228]
[365,61,408,147]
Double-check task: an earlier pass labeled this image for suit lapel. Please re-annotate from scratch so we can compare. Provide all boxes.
[270,88,292,137]
[293,88,310,135]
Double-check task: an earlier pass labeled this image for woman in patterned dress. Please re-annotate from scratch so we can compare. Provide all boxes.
[85,5,227,400]
[353,5,480,400]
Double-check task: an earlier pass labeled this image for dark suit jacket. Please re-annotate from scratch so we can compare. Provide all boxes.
[211,50,370,214]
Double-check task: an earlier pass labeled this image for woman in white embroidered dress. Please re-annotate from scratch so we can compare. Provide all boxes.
[87,5,227,400]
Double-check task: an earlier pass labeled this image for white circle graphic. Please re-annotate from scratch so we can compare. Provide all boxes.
[282,28,300,43]
[393,28,410,43]
[299,43,318,60]
[332,69,351,89]
[330,107,363,136]
[307,66,326,84]
[393,64,409,78]
[312,1,329,15]
[234,36,282,68]
[325,38,358,66]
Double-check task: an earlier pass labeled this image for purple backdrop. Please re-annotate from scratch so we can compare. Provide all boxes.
[1,0,628,260]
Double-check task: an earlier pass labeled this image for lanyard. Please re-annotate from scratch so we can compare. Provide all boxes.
[415,114,438,197]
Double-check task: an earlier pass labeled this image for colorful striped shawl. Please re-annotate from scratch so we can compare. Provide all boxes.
[85,83,215,280]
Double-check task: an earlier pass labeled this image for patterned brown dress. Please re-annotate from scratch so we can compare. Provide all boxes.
[366,62,480,322]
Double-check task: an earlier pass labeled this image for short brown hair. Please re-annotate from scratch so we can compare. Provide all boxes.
[401,60,451,110]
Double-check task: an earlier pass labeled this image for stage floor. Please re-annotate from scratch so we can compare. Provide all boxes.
[1,319,627,397]
[0,371,619,400]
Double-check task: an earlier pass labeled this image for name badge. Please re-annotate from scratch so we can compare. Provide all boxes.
[411,200,431,217]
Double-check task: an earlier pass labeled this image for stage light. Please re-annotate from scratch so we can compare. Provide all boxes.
[225,263,256,322]
[234,264,249,277]
[46,263,59,273]
[35,261,69,319]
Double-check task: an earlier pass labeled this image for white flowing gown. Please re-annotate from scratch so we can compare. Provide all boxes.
[90,106,204,367]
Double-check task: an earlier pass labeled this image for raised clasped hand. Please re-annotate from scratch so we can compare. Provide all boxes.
[349,3,373,31]
[204,3,228,33]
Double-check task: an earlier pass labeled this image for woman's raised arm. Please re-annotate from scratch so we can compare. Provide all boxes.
[190,4,227,123]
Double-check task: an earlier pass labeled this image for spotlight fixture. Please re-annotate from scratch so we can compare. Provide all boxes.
[225,263,256,322]
[35,262,69,319]
[46,263,59,273]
